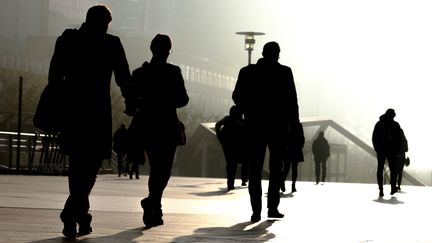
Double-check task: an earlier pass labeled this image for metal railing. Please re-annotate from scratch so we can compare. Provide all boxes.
[0,131,66,174]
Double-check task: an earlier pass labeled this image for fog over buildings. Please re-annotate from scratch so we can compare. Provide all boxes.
[1,0,431,184]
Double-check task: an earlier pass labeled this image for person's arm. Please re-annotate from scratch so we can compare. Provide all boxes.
[173,66,189,108]
[112,36,136,116]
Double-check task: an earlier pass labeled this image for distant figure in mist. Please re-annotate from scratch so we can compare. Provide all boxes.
[281,121,304,193]
[233,41,300,222]
[215,105,249,191]
[49,5,135,239]
[113,123,128,177]
[372,108,402,197]
[395,129,409,192]
[312,131,330,185]
[125,120,143,180]
[128,34,189,228]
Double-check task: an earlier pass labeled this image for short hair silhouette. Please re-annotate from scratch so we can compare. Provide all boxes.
[385,108,396,118]
[262,42,280,61]
[150,34,172,57]
[85,5,112,32]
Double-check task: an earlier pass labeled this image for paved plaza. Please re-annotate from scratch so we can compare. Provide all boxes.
[0,174,431,242]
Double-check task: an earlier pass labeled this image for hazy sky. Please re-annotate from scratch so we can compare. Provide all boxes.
[171,0,432,173]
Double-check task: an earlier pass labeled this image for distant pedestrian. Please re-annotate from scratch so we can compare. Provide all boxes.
[233,41,300,222]
[312,131,330,184]
[129,34,189,228]
[372,108,402,197]
[281,121,304,193]
[47,5,135,239]
[395,129,409,192]
[113,123,128,177]
[215,105,249,191]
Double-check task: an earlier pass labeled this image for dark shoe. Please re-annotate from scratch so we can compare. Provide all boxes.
[268,210,284,219]
[141,198,152,227]
[291,184,297,193]
[390,188,397,195]
[379,189,384,197]
[227,185,235,191]
[136,176,140,179]
[280,182,286,192]
[77,214,93,236]
[241,181,247,186]
[150,208,164,227]
[251,213,261,223]
[60,212,77,239]
[397,186,401,191]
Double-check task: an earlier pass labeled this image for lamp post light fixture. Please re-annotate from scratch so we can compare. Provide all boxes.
[236,31,265,65]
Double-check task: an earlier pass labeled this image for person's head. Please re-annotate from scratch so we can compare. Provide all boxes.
[318,131,324,137]
[120,123,126,129]
[262,42,280,62]
[150,34,172,60]
[385,108,396,119]
[85,5,112,33]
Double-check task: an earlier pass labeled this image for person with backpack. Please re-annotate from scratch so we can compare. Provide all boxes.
[372,108,402,197]
[215,105,248,191]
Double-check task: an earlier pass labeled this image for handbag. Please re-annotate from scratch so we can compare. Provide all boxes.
[33,81,65,133]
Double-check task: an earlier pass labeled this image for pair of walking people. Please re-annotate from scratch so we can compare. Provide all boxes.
[42,5,188,238]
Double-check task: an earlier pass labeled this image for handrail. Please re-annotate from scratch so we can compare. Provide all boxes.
[301,117,426,186]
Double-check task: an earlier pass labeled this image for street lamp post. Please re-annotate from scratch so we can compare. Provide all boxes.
[236,31,265,65]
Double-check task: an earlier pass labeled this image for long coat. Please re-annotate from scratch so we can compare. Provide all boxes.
[49,23,133,159]
[232,58,299,140]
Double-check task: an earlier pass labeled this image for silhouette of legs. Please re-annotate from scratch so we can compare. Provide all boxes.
[142,143,176,227]
[267,141,284,218]
[281,160,291,192]
[248,139,266,222]
[241,162,249,186]
[223,148,237,190]
[61,154,102,238]
[314,159,321,184]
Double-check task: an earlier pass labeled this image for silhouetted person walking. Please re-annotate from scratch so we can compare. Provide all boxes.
[215,105,249,191]
[233,41,300,222]
[312,131,330,184]
[113,123,128,177]
[128,34,189,228]
[372,108,402,197]
[281,121,304,193]
[395,129,409,192]
[49,5,135,239]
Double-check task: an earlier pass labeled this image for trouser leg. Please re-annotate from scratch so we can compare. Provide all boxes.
[62,154,102,220]
[314,159,320,183]
[291,161,298,184]
[147,144,176,209]
[248,142,266,215]
[376,153,385,190]
[267,141,284,211]
[322,160,327,181]
[241,162,249,183]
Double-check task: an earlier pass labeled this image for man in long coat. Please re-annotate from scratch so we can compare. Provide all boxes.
[233,41,299,222]
[48,5,135,238]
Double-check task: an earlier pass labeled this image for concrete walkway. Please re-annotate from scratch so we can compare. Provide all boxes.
[0,174,431,242]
